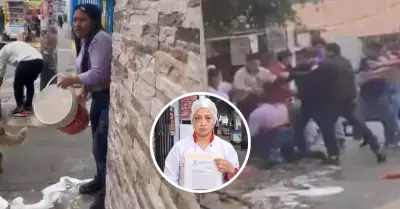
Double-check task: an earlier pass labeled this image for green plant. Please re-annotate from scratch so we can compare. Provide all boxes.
[202,0,321,36]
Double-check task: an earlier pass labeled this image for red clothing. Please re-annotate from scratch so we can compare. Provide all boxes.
[264,63,292,104]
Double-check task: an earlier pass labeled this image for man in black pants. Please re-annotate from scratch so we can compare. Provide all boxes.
[0,41,43,116]
[292,47,386,165]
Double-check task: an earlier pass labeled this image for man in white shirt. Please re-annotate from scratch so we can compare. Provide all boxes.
[0,41,43,116]
[232,53,274,103]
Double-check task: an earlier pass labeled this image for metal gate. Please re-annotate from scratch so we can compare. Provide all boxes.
[155,107,174,171]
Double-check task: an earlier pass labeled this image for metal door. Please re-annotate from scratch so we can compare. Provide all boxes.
[154,107,174,171]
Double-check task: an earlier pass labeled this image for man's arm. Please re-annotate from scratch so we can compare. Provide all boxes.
[373,59,400,69]
[0,46,9,85]
[274,67,315,84]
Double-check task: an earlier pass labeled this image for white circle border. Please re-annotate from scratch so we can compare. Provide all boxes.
[149,91,252,194]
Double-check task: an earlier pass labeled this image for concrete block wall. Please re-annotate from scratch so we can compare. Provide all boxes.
[106,0,206,208]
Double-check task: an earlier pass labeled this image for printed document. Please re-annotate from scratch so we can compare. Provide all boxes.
[184,154,223,190]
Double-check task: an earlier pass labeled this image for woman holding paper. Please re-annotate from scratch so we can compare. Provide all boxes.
[164,97,240,190]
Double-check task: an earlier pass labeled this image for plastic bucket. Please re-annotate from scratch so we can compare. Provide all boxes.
[58,101,89,135]
[33,73,89,134]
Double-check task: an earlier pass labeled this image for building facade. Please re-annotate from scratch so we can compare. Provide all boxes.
[106,0,206,208]
[294,0,400,38]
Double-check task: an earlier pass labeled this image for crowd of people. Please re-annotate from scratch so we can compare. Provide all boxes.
[207,38,400,167]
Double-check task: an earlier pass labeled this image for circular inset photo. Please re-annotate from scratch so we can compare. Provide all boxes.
[149,92,251,193]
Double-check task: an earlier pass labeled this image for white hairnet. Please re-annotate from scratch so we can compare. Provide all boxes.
[190,97,218,125]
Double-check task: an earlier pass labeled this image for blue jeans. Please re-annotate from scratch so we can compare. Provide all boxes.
[361,93,399,145]
[90,89,110,187]
[251,127,296,162]
[390,84,400,114]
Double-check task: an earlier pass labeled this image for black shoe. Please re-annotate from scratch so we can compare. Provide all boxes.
[90,189,105,209]
[360,139,368,148]
[338,138,346,148]
[305,150,327,160]
[376,151,387,163]
[79,179,103,195]
[322,156,340,165]
[281,150,301,163]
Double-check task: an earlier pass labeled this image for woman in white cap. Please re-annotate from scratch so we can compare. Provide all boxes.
[164,97,239,190]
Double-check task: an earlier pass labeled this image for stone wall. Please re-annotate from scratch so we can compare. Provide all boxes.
[106,0,206,208]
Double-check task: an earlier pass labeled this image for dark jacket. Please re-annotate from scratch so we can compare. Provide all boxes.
[326,55,353,72]
[292,61,357,108]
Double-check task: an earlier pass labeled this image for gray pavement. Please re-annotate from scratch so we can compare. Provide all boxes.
[202,122,400,209]
[0,127,95,208]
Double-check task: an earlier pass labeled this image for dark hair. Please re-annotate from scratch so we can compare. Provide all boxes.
[246,52,261,61]
[277,50,292,62]
[326,42,341,56]
[0,43,6,51]
[298,47,316,59]
[365,41,383,52]
[207,65,221,86]
[74,4,103,74]
[311,38,327,47]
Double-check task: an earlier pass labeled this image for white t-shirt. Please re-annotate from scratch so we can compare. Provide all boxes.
[0,41,43,78]
[164,135,239,188]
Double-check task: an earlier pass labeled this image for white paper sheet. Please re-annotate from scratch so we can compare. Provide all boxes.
[184,154,223,190]
[249,34,259,53]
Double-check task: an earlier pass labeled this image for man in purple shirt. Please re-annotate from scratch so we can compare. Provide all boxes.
[58,4,111,209]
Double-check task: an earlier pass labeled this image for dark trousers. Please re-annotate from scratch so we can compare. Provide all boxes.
[39,61,57,91]
[90,89,110,187]
[295,102,381,156]
[14,59,43,107]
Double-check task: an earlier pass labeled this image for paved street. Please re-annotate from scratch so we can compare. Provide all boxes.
[0,127,95,208]
[0,27,95,208]
[202,122,400,209]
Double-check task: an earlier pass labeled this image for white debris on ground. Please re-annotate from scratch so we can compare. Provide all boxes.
[0,177,91,209]
[243,166,343,208]
[0,196,9,209]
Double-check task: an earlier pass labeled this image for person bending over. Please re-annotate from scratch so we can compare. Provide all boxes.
[0,41,43,117]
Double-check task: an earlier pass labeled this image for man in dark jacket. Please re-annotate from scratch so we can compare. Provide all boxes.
[292,47,385,165]
[326,43,353,71]
[325,43,354,148]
